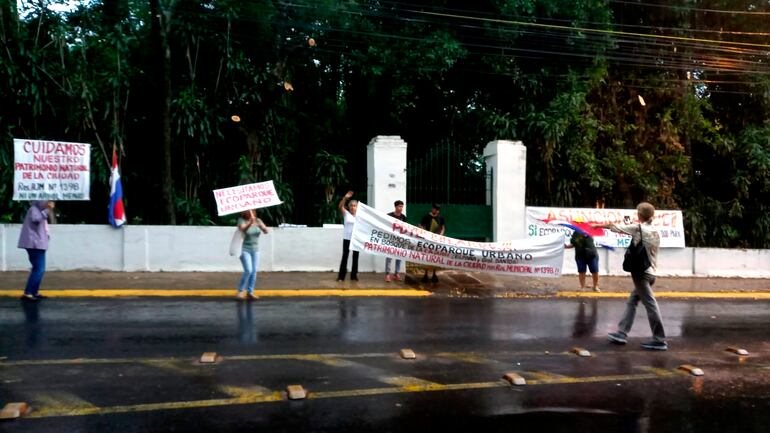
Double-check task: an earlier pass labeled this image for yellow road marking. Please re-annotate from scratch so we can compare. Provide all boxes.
[1,289,766,299]
[141,359,205,376]
[526,372,671,385]
[2,357,161,366]
[24,393,284,418]
[9,348,761,370]
[0,349,639,368]
[435,352,495,364]
[22,372,669,419]
[291,355,356,367]
[557,291,770,299]
[0,289,431,298]
[379,376,443,389]
[218,385,274,398]
[524,371,569,381]
[638,366,675,377]
[28,392,98,418]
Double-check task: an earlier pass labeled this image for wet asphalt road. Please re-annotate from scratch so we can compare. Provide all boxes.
[1,297,768,433]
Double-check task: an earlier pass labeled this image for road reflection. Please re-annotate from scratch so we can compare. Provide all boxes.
[572,300,598,339]
[21,299,42,349]
[236,302,257,344]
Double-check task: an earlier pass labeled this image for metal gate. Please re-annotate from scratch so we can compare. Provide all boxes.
[406,142,493,241]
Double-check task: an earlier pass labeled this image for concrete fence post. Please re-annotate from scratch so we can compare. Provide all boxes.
[366,136,408,215]
[483,140,527,241]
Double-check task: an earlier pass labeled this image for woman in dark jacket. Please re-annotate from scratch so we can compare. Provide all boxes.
[18,201,54,301]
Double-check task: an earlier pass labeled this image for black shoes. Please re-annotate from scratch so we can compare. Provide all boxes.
[20,294,39,302]
[421,274,439,283]
[608,332,668,351]
[641,341,668,351]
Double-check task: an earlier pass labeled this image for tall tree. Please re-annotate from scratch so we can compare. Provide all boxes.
[149,0,176,224]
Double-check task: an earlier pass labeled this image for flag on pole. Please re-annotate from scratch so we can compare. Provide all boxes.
[108,146,126,228]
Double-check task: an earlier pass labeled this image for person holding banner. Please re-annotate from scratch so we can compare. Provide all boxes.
[565,231,601,292]
[593,202,667,351]
[419,203,445,283]
[337,191,359,281]
[18,201,55,301]
[385,200,407,282]
[236,209,269,300]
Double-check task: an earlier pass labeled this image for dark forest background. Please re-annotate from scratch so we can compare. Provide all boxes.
[1,0,769,248]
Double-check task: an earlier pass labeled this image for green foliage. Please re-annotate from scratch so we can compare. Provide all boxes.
[1,0,769,250]
[314,149,348,224]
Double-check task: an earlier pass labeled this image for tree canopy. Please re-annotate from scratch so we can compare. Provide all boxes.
[1,0,769,248]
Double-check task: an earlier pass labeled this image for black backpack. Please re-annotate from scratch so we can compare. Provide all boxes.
[622,224,652,275]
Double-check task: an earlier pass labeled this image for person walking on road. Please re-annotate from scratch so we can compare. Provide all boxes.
[565,231,601,292]
[419,203,445,283]
[18,201,55,301]
[385,200,407,282]
[593,202,666,351]
[236,209,269,300]
[337,191,359,281]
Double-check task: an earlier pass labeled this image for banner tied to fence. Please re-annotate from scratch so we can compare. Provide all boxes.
[350,203,565,277]
[13,138,91,201]
[213,180,283,216]
[526,206,686,248]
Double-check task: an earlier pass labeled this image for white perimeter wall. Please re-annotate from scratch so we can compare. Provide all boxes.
[2,224,770,277]
[0,224,377,273]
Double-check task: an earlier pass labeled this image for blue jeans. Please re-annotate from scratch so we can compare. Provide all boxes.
[24,249,46,296]
[385,258,402,274]
[238,250,259,294]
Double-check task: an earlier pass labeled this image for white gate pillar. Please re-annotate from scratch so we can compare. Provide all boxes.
[483,140,527,241]
[366,136,408,214]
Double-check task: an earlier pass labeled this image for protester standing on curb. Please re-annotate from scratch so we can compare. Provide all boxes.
[419,203,445,283]
[565,231,601,292]
[593,202,666,351]
[385,200,407,282]
[18,201,55,302]
[337,191,359,281]
[236,209,269,301]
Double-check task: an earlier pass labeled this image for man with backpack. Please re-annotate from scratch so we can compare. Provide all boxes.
[593,202,667,351]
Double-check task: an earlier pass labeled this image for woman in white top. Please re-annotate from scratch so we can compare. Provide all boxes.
[337,190,359,281]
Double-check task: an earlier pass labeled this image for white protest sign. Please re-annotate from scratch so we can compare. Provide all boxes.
[350,203,566,277]
[13,138,91,201]
[526,206,686,248]
[213,181,283,216]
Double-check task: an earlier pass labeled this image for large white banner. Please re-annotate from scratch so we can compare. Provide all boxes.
[13,138,91,201]
[526,206,686,248]
[213,180,283,216]
[351,203,565,277]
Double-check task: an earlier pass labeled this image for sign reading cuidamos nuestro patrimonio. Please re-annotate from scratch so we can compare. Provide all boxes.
[526,206,686,248]
[213,180,283,216]
[13,138,91,201]
[351,203,566,277]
